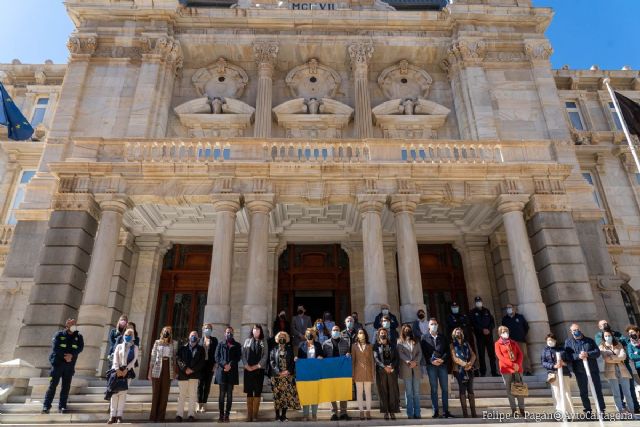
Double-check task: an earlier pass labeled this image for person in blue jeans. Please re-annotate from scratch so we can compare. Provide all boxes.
[420,318,453,418]
[397,324,423,419]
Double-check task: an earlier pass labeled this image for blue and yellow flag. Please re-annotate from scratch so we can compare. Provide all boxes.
[0,82,34,141]
[295,356,352,406]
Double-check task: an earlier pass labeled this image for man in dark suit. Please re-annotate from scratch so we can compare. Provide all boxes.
[176,331,206,422]
[291,305,312,348]
[420,318,452,419]
[214,326,241,423]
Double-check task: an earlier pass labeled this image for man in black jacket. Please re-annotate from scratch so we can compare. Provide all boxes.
[420,318,452,418]
[215,326,242,423]
[470,296,498,377]
[176,331,205,422]
[197,323,218,413]
[323,325,352,420]
[564,323,605,418]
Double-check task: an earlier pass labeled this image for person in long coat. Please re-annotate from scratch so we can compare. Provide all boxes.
[270,331,301,422]
[373,328,400,420]
[214,326,241,423]
[242,324,268,422]
[197,323,218,413]
[398,324,423,419]
[351,328,375,420]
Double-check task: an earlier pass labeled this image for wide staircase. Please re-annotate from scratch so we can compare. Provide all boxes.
[0,375,623,424]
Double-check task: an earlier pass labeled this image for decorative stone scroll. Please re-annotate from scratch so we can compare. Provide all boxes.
[377,59,433,100]
[192,58,249,99]
[285,59,342,99]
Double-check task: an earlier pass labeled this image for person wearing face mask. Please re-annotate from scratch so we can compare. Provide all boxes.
[445,302,470,339]
[108,314,129,364]
[398,324,423,419]
[323,312,336,332]
[107,328,139,424]
[351,312,363,331]
[450,327,477,418]
[412,309,429,340]
[420,318,452,418]
[149,326,175,422]
[322,325,352,420]
[373,304,399,341]
[599,329,637,414]
[214,326,241,423]
[176,331,205,422]
[469,296,498,377]
[374,327,400,420]
[273,310,290,337]
[292,305,312,349]
[242,324,268,422]
[494,326,525,416]
[501,304,531,376]
[626,326,640,378]
[42,319,84,415]
[314,318,330,344]
[197,323,218,414]
[351,328,374,420]
[594,320,639,413]
[269,331,301,422]
[564,323,605,418]
[342,315,358,343]
[296,328,324,421]
[541,332,574,417]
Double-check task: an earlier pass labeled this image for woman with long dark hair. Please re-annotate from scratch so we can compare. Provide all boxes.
[450,327,477,417]
[242,324,268,422]
[373,328,400,420]
[351,328,374,420]
[398,323,423,419]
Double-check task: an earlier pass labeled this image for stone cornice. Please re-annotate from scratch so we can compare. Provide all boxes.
[524,194,570,220]
[51,192,101,221]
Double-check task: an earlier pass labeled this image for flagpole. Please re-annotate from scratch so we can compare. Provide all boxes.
[604,78,640,174]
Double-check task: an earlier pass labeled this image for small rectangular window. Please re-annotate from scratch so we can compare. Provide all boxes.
[565,101,585,130]
[582,171,606,224]
[6,170,36,225]
[608,102,623,130]
[30,97,49,127]
[636,173,640,185]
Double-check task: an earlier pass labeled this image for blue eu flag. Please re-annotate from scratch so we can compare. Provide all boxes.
[0,82,34,141]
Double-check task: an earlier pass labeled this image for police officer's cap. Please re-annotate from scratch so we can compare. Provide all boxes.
[474,296,483,302]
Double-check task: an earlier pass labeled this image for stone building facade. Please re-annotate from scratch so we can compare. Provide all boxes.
[1,0,639,378]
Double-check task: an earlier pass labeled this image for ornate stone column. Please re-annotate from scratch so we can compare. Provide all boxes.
[496,194,549,372]
[348,42,374,138]
[241,194,275,336]
[75,195,132,376]
[205,194,241,338]
[389,194,425,322]
[357,194,388,332]
[253,42,278,138]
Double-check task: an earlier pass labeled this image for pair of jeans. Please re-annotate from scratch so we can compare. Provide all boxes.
[302,404,318,417]
[218,383,234,415]
[426,364,448,413]
[608,377,635,412]
[403,372,421,418]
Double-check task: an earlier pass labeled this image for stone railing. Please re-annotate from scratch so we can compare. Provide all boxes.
[70,138,554,164]
[603,224,620,246]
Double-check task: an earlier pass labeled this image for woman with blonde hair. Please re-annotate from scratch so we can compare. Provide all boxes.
[269,331,301,421]
[148,326,175,422]
[494,325,525,417]
[296,328,323,421]
[107,328,139,424]
[450,327,477,417]
[314,318,330,344]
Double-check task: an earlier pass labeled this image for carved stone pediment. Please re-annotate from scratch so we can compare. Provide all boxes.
[372,98,450,139]
[272,98,354,139]
[377,60,433,100]
[174,97,255,138]
[192,58,249,99]
[285,59,342,100]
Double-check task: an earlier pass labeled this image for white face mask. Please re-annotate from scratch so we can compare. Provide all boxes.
[501,332,509,340]
[506,308,513,315]
[69,325,77,333]
[475,302,483,309]
[429,324,438,333]
[547,340,556,347]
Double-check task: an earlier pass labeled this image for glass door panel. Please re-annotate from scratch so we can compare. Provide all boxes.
[172,293,193,346]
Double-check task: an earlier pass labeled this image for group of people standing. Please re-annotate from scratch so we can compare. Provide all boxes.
[39,304,640,422]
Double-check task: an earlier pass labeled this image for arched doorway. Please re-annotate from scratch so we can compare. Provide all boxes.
[418,244,469,330]
[277,244,351,324]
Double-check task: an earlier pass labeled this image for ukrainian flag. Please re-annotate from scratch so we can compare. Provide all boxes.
[295,356,352,406]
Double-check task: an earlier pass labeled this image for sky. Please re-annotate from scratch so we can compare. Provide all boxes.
[0,0,638,70]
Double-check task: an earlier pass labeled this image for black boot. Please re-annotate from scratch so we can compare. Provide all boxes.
[468,393,478,418]
[281,408,288,422]
[275,409,280,421]
[459,392,469,418]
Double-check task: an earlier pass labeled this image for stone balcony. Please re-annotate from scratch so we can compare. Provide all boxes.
[67,137,556,165]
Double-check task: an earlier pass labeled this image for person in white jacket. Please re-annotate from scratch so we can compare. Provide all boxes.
[109,328,139,424]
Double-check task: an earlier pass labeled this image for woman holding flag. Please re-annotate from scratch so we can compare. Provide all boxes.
[270,331,301,422]
[296,328,324,421]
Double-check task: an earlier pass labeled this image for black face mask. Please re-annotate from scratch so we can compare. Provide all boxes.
[630,333,638,340]
[297,310,304,315]
[417,313,425,320]
[279,338,286,344]
[305,334,313,341]
[163,331,170,339]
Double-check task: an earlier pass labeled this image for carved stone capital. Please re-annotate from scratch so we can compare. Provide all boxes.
[244,193,275,215]
[357,194,388,215]
[447,40,486,65]
[495,194,530,215]
[154,36,183,70]
[389,194,420,214]
[67,35,97,56]
[524,194,570,219]
[95,194,134,215]
[524,40,553,62]
[253,41,279,68]
[51,192,101,221]
[212,194,242,215]
[348,42,374,69]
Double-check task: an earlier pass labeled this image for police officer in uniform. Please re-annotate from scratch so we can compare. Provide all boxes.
[42,319,84,414]
[445,302,469,339]
[469,297,498,377]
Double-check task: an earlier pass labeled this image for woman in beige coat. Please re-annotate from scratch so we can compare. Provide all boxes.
[599,329,636,413]
[397,324,423,419]
[351,328,375,420]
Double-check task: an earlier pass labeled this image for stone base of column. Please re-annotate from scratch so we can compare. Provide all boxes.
[518,301,549,374]
[75,304,111,376]
[204,304,231,338]
[241,304,268,339]
[400,303,426,325]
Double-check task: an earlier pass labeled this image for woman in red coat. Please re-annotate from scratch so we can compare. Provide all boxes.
[495,325,525,416]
